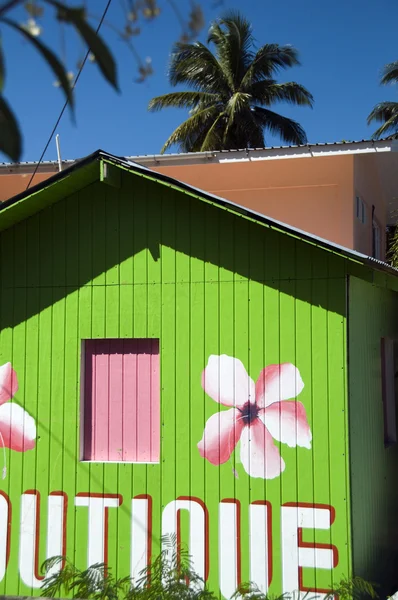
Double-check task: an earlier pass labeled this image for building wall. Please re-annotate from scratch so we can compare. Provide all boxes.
[0,173,53,202]
[154,155,355,250]
[353,155,386,260]
[2,154,387,260]
[0,154,391,260]
[0,154,356,251]
[0,170,351,597]
[348,276,398,594]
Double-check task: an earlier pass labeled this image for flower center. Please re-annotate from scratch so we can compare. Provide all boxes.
[239,401,259,425]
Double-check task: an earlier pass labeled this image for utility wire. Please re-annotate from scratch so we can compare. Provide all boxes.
[26,0,113,190]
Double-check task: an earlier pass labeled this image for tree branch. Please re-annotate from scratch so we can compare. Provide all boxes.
[0,0,23,17]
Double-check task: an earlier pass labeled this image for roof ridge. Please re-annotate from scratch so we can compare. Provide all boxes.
[2,148,396,280]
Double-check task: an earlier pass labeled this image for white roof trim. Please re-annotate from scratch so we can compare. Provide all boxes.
[127,139,398,167]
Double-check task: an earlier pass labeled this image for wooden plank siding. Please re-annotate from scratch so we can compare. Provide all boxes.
[348,276,398,596]
[0,170,351,597]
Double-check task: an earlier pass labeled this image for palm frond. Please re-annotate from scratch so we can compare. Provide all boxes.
[367,101,398,124]
[40,547,375,600]
[223,91,250,140]
[367,101,398,138]
[149,11,311,153]
[148,92,219,112]
[380,60,398,85]
[208,12,254,91]
[41,556,79,598]
[248,81,313,107]
[232,581,288,600]
[253,105,308,145]
[326,576,378,600]
[241,44,300,89]
[41,555,66,575]
[207,22,234,89]
[168,42,231,95]
[129,534,214,600]
[72,563,106,597]
[232,109,266,149]
[200,112,226,151]
[160,105,220,153]
[181,124,217,152]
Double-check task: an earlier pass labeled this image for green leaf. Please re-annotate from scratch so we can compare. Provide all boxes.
[46,0,118,90]
[0,95,22,161]
[0,37,4,92]
[160,104,220,153]
[253,105,308,145]
[367,101,398,138]
[148,91,218,111]
[380,60,398,86]
[169,41,231,95]
[0,17,74,110]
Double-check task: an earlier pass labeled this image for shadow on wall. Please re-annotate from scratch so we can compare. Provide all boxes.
[0,170,348,330]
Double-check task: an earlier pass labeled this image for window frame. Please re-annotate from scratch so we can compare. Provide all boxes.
[355,196,366,224]
[80,338,160,464]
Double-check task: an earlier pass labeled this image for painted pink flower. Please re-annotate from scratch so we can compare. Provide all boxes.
[198,355,312,479]
[0,363,36,453]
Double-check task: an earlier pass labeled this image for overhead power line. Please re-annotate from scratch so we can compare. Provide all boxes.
[26,0,114,190]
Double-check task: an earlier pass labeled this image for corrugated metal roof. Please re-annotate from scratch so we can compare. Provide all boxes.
[127,137,396,160]
[0,137,395,169]
[1,149,397,280]
[0,158,76,168]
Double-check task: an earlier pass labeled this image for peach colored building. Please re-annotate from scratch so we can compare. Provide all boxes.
[1,139,398,260]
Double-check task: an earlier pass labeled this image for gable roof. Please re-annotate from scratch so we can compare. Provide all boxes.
[1,149,398,281]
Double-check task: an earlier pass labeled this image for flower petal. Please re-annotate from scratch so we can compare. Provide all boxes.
[0,403,36,452]
[198,408,244,465]
[262,401,312,449]
[240,419,285,479]
[202,355,255,408]
[0,362,18,405]
[255,363,304,408]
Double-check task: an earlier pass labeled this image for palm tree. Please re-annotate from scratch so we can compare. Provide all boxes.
[148,12,313,153]
[368,61,398,138]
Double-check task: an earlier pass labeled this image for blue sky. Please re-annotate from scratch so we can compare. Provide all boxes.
[2,0,398,162]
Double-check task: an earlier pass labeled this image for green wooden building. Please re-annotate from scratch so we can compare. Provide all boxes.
[0,151,397,598]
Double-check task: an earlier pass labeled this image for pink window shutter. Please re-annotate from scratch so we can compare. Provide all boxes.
[83,339,160,462]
